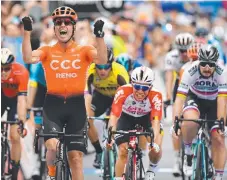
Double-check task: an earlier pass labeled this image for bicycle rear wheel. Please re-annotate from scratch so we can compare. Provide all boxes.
[124,150,136,180]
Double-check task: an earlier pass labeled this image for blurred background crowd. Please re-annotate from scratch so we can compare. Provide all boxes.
[1,0,227,74]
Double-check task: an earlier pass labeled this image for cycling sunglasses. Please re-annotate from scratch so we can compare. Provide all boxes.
[199,62,216,68]
[54,18,74,26]
[133,84,151,91]
[1,66,11,72]
[95,64,111,70]
[179,49,187,53]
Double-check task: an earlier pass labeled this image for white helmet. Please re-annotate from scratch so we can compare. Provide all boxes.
[1,48,15,65]
[131,66,154,86]
[175,33,194,50]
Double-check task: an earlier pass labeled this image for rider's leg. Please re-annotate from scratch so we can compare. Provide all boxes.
[88,116,102,154]
[45,138,58,177]
[10,125,21,179]
[181,109,199,176]
[115,143,128,177]
[182,109,200,155]
[211,129,226,179]
[68,151,84,180]
[147,132,163,174]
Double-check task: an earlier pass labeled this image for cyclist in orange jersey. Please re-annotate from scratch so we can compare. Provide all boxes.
[1,48,29,180]
[22,6,108,180]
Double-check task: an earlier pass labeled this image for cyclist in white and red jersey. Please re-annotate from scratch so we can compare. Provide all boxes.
[108,67,164,180]
[173,45,227,180]
[21,6,108,180]
[164,33,194,176]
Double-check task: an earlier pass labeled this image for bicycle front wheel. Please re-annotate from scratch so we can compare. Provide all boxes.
[124,150,136,180]
[194,143,203,180]
[102,149,111,180]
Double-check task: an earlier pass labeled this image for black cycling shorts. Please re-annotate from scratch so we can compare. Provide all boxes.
[33,83,47,108]
[91,90,114,117]
[183,91,217,130]
[43,94,87,153]
[1,90,17,122]
[115,112,152,146]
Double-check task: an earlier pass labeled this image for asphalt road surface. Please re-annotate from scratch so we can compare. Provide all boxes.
[83,120,227,180]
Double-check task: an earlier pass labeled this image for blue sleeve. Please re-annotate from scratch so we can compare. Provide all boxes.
[29,63,46,86]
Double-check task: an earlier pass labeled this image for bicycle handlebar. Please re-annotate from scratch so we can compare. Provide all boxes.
[87,116,110,121]
[174,116,225,135]
[1,120,22,125]
[107,126,154,147]
[38,132,86,138]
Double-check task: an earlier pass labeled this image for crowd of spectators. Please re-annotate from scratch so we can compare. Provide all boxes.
[1,1,227,70]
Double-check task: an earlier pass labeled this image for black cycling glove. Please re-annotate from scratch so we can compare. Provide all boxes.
[94,20,105,38]
[22,16,33,31]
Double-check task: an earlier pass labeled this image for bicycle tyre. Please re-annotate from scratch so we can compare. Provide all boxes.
[124,150,136,180]
[102,149,111,180]
[180,142,185,180]
[1,141,6,176]
[194,143,203,180]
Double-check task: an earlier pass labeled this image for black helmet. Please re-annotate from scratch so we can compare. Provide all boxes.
[198,44,219,63]
[107,47,114,64]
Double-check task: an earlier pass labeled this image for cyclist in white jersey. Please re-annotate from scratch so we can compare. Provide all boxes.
[173,45,227,180]
[164,33,194,176]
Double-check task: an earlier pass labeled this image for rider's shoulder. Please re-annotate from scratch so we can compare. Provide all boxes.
[185,61,199,76]
[166,49,179,59]
[215,62,225,76]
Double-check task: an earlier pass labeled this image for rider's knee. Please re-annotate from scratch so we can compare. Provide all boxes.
[45,138,59,151]
[68,151,83,167]
[118,145,128,161]
[10,131,20,143]
[211,132,225,147]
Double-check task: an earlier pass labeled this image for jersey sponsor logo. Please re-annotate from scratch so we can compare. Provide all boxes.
[215,65,224,75]
[152,94,161,111]
[124,106,147,115]
[56,73,77,78]
[1,83,18,89]
[114,89,124,103]
[13,70,22,75]
[96,86,118,92]
[50,59,81,70]
[194,80,216,87]
[179,82,189,89]
[188,65,197,76]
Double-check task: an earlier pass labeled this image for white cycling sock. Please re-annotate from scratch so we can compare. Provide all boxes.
[184,142,192,155]
[213,169,224,180]
[147,162,158,173]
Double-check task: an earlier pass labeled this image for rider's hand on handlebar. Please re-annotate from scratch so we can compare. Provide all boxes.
[104,138,114,150]
[149,143,160,153]
[17,120,27,138]
[170,125,181,139]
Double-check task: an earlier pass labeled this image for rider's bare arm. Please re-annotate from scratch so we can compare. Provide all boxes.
[22,31,43,64]
[165,70,174,101]
[217,96,227,122]
[17,95,27,123]
[92,38,107,65]
[152,119,160,142]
